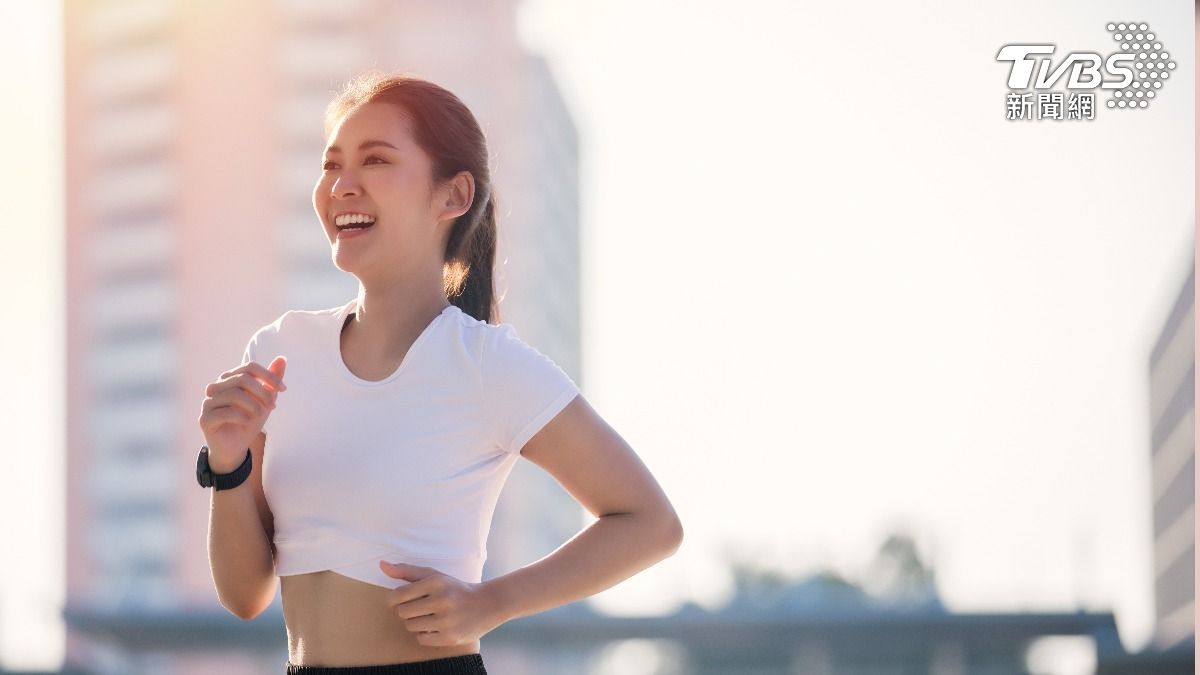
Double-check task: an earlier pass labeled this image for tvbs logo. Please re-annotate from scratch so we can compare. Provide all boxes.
[996,22,1174,120]
[996,45,1134,90]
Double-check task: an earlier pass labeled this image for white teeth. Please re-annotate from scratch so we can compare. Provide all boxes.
[334,213,377,226]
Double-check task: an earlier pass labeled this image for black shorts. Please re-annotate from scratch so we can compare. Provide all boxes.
[284,653,487,675]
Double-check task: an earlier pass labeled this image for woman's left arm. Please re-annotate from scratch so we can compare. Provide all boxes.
[482,393,684,623]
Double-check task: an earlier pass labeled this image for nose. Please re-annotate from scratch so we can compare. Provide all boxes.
[331,173,361,199]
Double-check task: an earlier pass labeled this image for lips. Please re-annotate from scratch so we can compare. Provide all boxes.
[336,223,373,238]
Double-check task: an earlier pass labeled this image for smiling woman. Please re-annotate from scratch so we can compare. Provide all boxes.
[198,70,682,675]
[313,76,495,311]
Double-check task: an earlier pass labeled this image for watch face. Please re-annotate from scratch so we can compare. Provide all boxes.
[196,447,213,487]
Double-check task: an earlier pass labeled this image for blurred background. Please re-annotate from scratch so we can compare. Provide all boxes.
[0,0,1194,674]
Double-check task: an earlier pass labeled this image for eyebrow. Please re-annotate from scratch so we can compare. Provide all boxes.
[324,140,399,154]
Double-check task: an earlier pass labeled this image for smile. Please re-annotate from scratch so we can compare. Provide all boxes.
[337,223,374,238]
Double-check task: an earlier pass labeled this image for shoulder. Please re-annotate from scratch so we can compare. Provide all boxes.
[440,310,553,380]
[463,314,533,362]
[249,300,348,346]
[470,315,575,387]
[443,306,519,354]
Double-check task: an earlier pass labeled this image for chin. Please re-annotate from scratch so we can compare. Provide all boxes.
[330,243,362,266]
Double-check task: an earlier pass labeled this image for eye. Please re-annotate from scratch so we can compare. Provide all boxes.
[322,156,386,171]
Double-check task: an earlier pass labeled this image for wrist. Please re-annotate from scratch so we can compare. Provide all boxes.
[481,574,521,626]
[210,451,244,473]
[209,448,247,474]
[196,445,253,492]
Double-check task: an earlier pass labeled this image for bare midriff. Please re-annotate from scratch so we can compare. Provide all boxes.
[281,571,482,667]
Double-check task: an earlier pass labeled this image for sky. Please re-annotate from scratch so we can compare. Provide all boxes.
[0,0,1194,670]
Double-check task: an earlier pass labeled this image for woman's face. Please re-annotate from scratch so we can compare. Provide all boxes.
[313,101,443,279]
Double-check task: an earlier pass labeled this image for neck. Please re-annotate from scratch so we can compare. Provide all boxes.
[344,277,451,358]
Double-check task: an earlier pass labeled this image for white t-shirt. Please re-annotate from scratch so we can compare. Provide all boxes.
[239,297,580,589]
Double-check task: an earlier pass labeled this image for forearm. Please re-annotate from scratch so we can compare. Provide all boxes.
[485,512,682,623]
[207,486,276,620]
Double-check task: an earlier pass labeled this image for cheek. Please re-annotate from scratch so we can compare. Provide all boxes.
[312,180,331,209]
[373,177,427,212]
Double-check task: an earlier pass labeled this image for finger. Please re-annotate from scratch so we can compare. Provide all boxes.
[226,406,254,422]
[241,361,286,391]
[402,614,439,632]
[237,374,278,409]
[208,376,275,411]
[232,387,271,416]
[382,561,439,583]
[386,585,430,609]
[209,388,266,419]
[202,393,257,413]
[206,372,278,408]
[393,595,441,620]
[202,395,230,415]
[222,361,287,392]
[205,405,250,431]
[414,631,445,647]
[268,356,287,384]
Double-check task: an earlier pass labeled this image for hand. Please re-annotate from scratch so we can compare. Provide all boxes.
[380,560,507,647]
[198,356,287,468]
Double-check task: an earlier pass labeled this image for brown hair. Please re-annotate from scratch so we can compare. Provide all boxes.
[324,71,499,324]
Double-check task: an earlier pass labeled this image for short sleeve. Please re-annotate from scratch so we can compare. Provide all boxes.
[481,323,580,455]
[241,311,287,368]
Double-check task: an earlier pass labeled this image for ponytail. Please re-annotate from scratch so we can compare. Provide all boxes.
[445,187,498,324]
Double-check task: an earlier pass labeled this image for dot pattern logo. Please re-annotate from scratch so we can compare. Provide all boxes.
[1105,22,1174,110]
[995,22,1174,120]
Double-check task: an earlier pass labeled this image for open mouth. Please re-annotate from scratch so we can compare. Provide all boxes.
[335,214,376,238]
[334,213,377,232]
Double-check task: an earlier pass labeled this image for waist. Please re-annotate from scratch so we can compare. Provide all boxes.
[286,653,485,674]
[281,571,484,669]
[285,652,486,674]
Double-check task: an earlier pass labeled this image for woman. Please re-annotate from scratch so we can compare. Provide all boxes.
[197,71,684,674]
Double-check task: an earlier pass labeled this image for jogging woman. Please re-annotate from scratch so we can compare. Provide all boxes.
[197,71,683,674]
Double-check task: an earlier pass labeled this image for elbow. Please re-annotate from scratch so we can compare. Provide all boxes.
[229,598,269,622]
[657,511,684,556]
[238,597,267,621]
[221,595,259,622]
[220,582,276,621]
[667,517,684,554]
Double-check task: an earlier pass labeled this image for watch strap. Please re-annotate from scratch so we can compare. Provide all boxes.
[214,448,253,490]
[199,445,253,491]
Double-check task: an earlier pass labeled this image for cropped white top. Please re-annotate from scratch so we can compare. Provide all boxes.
[239,297,580,589]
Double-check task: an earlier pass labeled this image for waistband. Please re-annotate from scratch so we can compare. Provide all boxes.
[285,652,486,675]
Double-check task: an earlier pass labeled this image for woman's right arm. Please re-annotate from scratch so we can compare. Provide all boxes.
[207,430,277,620]
[199,357,286,620]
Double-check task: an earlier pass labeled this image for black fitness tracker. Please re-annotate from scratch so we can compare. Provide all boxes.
[196,446,253,491]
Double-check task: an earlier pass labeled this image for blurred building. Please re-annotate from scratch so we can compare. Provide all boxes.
[1098,251,1196,674]
[62,0,581,672]
[1145,257,1194,650]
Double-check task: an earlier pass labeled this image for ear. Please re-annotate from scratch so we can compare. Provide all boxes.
[437,171,475,224]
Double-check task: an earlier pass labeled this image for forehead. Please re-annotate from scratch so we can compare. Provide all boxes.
[325,101,415,152]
